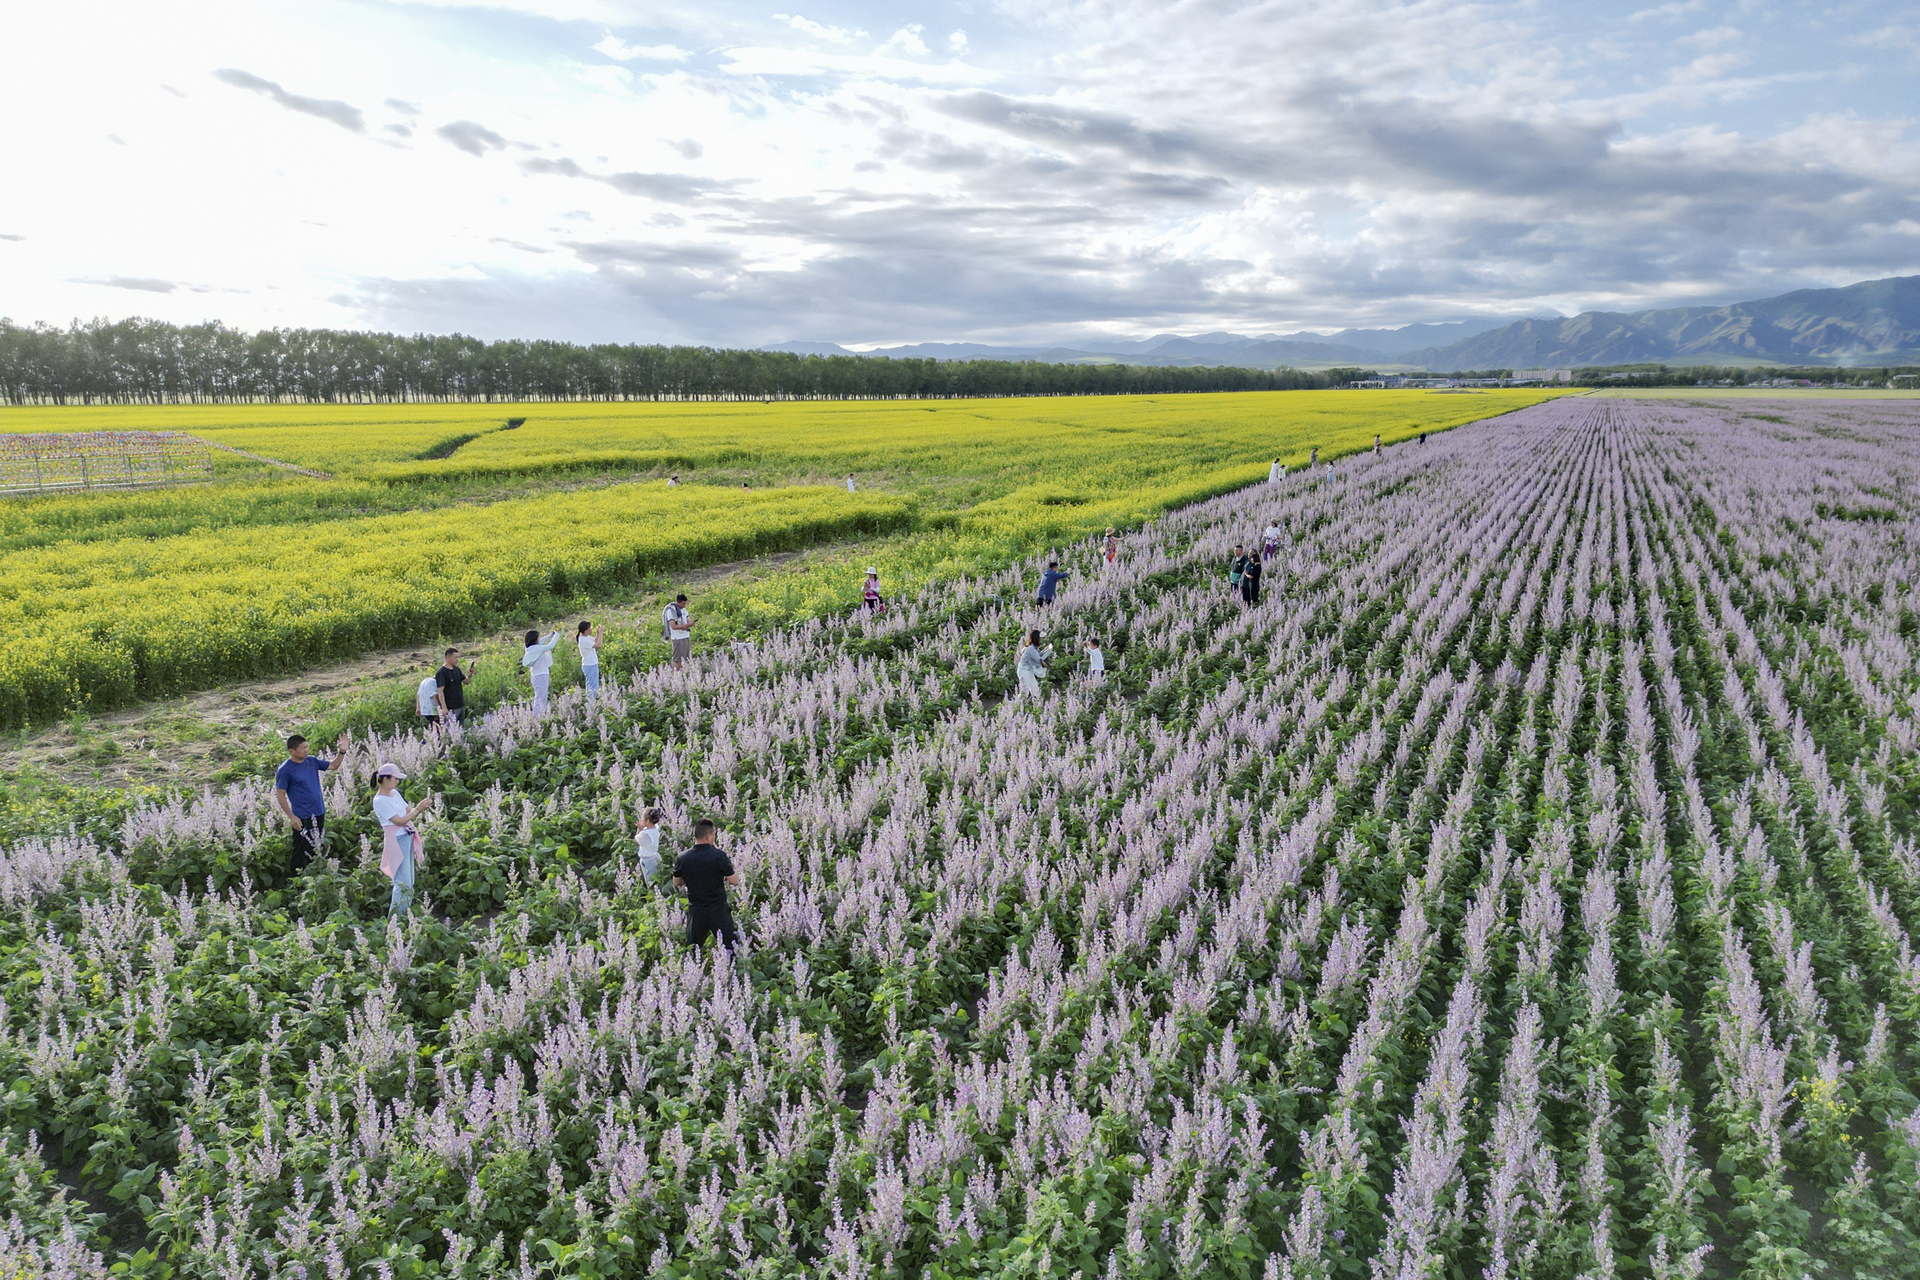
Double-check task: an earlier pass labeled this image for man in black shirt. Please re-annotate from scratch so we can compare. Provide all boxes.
[434,646,478,724]
[673,818,740,949]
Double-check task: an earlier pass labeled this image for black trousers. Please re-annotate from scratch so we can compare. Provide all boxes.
[688,904,737,949]
[290,815,325,875]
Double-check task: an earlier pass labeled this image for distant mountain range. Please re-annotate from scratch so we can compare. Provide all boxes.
[765,275,1920,370]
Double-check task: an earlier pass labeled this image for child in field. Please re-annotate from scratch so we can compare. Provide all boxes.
[577,620,601,701]
[1103,528,1119,565]
[635,807,665,883]
[1085,636,1105,678]
[372,763,434,918]
[416,669,442,731]
[522,629,560,713]
[1016,630,1052,698]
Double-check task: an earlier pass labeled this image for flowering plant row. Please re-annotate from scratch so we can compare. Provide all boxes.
[3,395,1920,1278]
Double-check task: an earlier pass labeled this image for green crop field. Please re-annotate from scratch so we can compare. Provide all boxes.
[0,390,1563,727]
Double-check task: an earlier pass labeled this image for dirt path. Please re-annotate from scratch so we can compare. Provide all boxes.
[2,549,808,791]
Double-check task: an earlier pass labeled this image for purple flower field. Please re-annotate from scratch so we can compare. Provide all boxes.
[7,394,1920,1278]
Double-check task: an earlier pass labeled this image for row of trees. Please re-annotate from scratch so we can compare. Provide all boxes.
[0,318,1361,405]
[1572,362,1920,387]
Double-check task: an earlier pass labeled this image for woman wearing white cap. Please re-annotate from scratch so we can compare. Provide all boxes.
[372,763,434,917]
[862,567,884,615]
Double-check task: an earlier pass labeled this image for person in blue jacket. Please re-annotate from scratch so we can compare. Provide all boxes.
[1037,560,1070,606]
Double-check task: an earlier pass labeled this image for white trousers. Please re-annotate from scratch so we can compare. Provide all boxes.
[531,670,550,713]
[1017,669,1042,698]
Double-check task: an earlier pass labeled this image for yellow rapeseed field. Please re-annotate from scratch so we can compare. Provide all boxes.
[0,390,1564,725]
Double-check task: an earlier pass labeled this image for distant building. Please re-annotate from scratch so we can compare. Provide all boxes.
[1350,379,1387,389]
[1511,368,1573,384]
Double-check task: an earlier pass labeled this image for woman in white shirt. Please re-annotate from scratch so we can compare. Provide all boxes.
[372,763,433,917]
[635,806,665,883]
[1262,521,1282,563]
[522,629,560,713]
[1016,629,1052,699]
[577,620,602,701]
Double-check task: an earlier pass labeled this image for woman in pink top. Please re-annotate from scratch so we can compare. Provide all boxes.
[371,763,434,918]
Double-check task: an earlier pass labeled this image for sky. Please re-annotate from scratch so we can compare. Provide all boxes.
[0,0,1916,348]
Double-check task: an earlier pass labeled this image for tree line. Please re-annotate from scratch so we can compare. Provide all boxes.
[1572,362,1920,387]
[0,317,1363,405]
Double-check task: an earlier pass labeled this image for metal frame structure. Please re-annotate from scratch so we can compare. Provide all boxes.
[0,431,214,496]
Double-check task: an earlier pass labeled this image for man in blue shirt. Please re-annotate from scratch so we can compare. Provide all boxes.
[1037,560,1070,606]
[273,731,350,877]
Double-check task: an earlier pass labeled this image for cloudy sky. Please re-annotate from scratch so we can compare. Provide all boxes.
[1,0,1915,347]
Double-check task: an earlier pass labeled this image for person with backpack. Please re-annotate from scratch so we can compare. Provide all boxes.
[522,629,560,713]
[577,620,602,701]
[663,594,692,669]
[673,818,740,949]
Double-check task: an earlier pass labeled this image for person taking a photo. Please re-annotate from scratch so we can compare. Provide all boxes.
[273,730,350,878]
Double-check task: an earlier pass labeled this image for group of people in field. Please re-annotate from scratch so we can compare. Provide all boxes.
[269,446,1405,941]
[272,731,743,945]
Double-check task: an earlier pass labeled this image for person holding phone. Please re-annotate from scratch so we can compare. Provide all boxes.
[522,629,560,713]
[371,763,434,918]
[663,594,692,669]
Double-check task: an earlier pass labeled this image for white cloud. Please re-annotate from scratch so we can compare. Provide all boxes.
[875,24,928,57]
[773,13,864,43]
[948,29,967,54]
[593,35,690,61]
[718,45,993,84]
